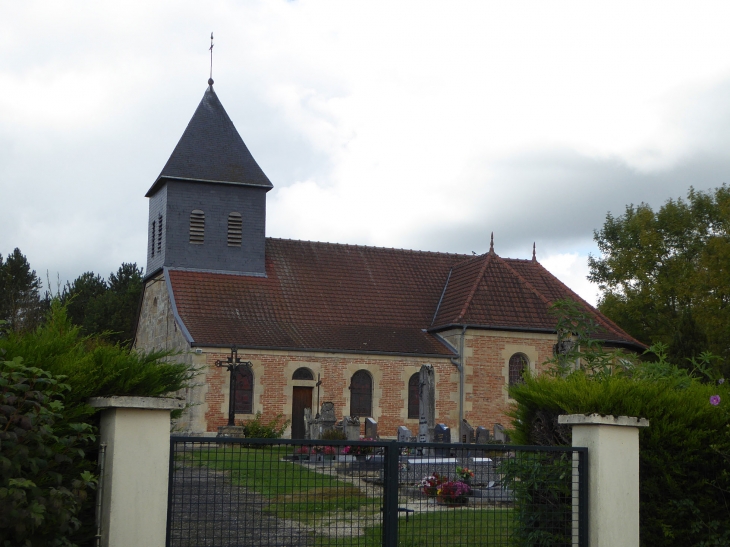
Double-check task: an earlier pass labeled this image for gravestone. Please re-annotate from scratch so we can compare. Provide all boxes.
[433,423,451,456]
[475,426,490,445]
[365,417,378,439]
[418,364,435,443]
[460,419,475,444]
[397,426,412,443]
[320,402,336,423]
[493,423,507,443]
[304,407,316,440]
[344,416,361,441]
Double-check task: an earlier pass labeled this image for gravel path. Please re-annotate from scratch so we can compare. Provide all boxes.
[167,464,315,547]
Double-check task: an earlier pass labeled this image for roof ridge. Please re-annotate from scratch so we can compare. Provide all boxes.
[495,256,552,307]
[266,237,471,259]
[456,254,493,322]
[529,261,645,347]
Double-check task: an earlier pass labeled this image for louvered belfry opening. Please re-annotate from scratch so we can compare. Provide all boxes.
[151,220,156,257]
[228,212,242,247]
[350,370,372,418]
[189,210,205,244]
[408,372,420,419]
[157,214,163,254]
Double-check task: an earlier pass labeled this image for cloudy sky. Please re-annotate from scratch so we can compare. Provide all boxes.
[3,1,730,304]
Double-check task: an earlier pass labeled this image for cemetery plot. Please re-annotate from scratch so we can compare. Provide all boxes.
[167,439,582,546]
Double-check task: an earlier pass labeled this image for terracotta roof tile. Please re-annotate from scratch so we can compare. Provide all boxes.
[166,239,643,354]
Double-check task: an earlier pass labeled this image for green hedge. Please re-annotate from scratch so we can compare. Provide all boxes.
[509,373,730,547]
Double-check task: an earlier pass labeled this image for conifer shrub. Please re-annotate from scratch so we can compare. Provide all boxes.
[509,365,730,546]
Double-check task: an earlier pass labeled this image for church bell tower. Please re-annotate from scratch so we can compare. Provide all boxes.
[144,79,272,278]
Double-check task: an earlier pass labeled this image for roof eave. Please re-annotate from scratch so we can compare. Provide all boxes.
[145,175,274,197]
[188,342,456,359]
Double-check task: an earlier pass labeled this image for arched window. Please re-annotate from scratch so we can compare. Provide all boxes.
[234,367,254,414]
[509,353,529,386]
[350,370,372,417]
[292,367,314,380]
[408,372,420,419]
[228,212,242,247]
[189,210,205,244]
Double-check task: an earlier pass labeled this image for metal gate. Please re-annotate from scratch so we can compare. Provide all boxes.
[166,438,587,546]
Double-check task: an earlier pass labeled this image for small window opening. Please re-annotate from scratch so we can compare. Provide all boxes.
[407,372,420,419]
[189,210,205,244]
[228,212,242,247]
[292,367,314,380]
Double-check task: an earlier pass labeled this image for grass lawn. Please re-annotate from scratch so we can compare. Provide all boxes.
[181,446,514,545]
[314,509,514,547]
[182,446,375,523]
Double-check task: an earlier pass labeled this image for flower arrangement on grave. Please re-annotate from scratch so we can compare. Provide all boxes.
[419,473,446,497]
[342,437,375,456]
[436,480,471,505]
[455,466,474,484]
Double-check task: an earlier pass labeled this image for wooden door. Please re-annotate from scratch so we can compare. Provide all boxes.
[291,387,313,440]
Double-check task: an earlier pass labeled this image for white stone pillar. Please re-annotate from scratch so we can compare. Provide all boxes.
[89,396,184,547]
[558,414,649,547]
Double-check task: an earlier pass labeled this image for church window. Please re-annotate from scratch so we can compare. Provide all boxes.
[189,210,205,244]
[157,214,163,254]
[407,372,420,419]
[233,367,254,414]
[151,220,156,257]
[292,367,314,380]
[228,212,242,247]
[509,353,529,386]
[350,370,372,417]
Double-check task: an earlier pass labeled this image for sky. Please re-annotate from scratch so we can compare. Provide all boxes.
[3,1,730,305]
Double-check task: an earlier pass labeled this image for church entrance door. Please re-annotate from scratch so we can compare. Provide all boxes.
[291,387,313,440]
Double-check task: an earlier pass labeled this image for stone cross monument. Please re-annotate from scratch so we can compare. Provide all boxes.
[418,364,435,443]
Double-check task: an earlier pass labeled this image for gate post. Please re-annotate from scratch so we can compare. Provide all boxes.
[382,440,400,547]
[89,396,184,547]
[559,414,649,547]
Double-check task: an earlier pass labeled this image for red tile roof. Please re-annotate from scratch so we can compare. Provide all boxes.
[166,239,642,355]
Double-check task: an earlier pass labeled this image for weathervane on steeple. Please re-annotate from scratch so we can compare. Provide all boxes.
[209,32,215,87]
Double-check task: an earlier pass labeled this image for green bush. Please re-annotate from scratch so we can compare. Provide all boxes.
[499,451,573,547]
[239,412,290,439]
[321,428,347,441]
[0,357,96,547]
[0,302,197,546]
[509,373,730,547]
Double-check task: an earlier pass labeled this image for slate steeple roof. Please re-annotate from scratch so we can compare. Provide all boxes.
[146,84,273,196]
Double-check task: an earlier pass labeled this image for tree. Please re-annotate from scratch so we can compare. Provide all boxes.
[589,186,730,374]
[61,263,144,346]
[0,249,47,332]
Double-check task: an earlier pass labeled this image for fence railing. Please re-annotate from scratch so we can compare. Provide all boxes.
[166,438,587,547]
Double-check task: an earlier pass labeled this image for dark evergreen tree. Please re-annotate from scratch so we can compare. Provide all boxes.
[0,248,46,332]
[61,272,107,330]
[669,308,709,371]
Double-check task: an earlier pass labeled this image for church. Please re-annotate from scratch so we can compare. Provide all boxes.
[133,79,642,438]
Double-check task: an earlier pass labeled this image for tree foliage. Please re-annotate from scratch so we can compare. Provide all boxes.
[0,249,47,333]
[61,263,144,346]
[589,186,730,375]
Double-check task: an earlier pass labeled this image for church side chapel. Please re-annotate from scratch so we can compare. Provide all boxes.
[133,78,642,439]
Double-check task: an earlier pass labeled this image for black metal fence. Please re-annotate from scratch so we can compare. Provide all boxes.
[166,438,587,547]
